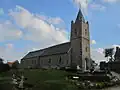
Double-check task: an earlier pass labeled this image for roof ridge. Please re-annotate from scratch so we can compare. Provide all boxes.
[22,42,70,59]
[30,42,70,53]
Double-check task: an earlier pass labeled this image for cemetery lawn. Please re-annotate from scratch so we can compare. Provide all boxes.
[0,69,79,90]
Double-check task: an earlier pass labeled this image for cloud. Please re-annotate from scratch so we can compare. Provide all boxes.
[72,0,106,14]
[0,20,23,42]
[5,43,14,49]
[90,3,106,11]
[0,44,21,62]
[73,0,88,13]
[9,5,68,47]
[91,40,96,45]
[112,44,120,48]
[0,46,27,62]
[91,48,106,64]
[48,17,64,25]
[96,48,104,54]
[0,8,4,15]
[0,43,34,63]
[38,15,64,25]
[103,0,120,3]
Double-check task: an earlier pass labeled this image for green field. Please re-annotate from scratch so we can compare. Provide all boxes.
[0,69,78,90]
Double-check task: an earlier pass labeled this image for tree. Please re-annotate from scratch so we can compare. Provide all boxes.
[0,60,10,72]
[0,58,4,64]
[104,48,114,62]
[12,60,19,69]
[2,64,10,72]
[90,59,98,71]
[114,47,120,61]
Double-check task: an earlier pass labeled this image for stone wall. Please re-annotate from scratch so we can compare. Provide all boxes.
[20,53,70,69]
[38,53,69,69]
[20,57,39,69]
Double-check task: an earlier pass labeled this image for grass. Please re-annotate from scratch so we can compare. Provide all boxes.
[0,71,13,90]
[23,70,68,82]
[23,69,78,90]
[0,69,78,90]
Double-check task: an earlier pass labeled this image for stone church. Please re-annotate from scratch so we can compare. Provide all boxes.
[20,9,91,71]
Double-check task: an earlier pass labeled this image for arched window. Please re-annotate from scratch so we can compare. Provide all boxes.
[85,29,87,35]
[74,29,77,35]
[86,47,88,52]
[48,58,51,64]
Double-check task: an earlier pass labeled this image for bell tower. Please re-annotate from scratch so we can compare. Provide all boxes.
[70,9,91,71]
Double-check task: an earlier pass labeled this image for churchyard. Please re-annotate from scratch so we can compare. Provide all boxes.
[1,68,120,90]
[0,69,78,90]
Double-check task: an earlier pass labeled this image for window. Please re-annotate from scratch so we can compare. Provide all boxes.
[85,29,87,35]
[35,60,37,65]
[85,58,88,61]
[86,47,88,52]
[48,58,51,64]
[74,29,77,35]
[32,60,34,64]
[59,57,62,64]
[33,60,35,64]
[80,48,82,51]
[66,59,69,64]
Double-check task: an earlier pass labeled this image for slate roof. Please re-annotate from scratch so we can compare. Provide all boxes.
[22,42,70,59]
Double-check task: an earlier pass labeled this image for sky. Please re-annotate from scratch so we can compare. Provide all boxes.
[0,0,120,63]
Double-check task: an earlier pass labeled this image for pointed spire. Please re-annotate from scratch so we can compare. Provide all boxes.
[76,8,85,22]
